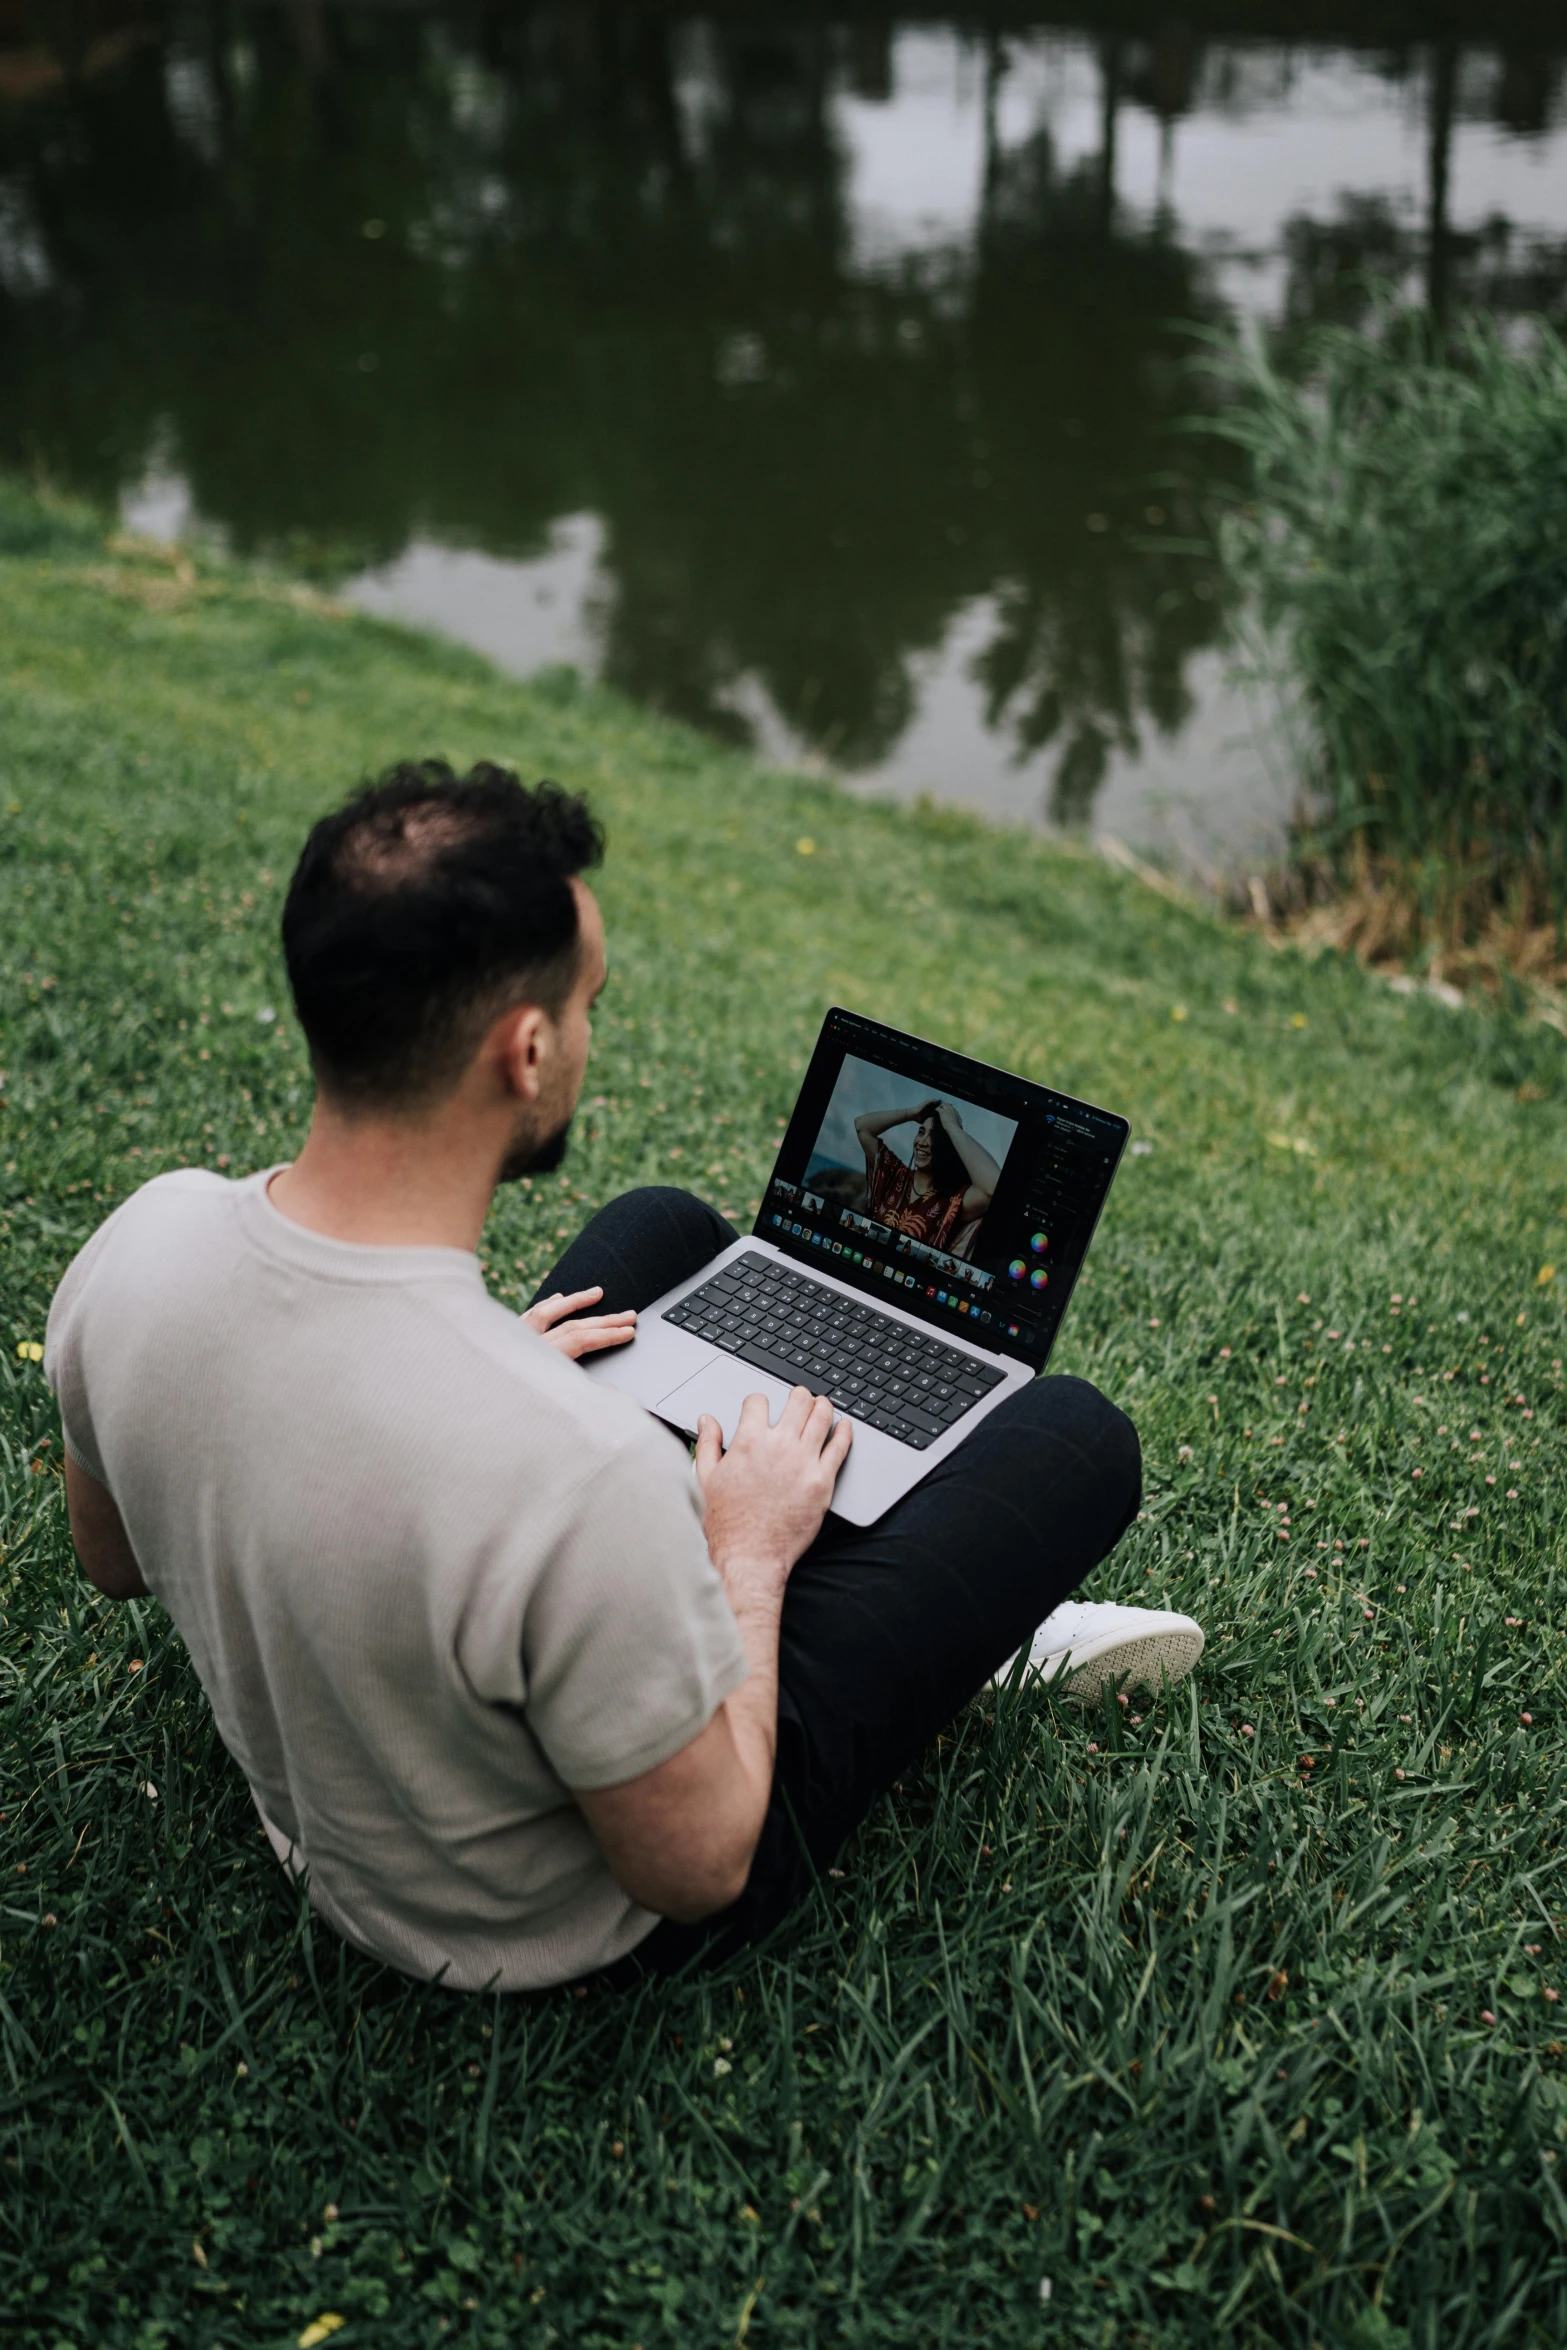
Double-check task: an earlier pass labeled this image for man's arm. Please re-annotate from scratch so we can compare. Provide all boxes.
[63,1453,149,1600]
[573,1387,850,1923]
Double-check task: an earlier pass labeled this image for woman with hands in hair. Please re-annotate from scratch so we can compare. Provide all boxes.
[853,1097,1000,1257]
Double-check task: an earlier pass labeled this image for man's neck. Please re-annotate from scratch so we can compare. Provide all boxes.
[267,1101,498,1252]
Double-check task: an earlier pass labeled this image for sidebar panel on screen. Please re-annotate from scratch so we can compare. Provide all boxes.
[997,1107,1124,1360]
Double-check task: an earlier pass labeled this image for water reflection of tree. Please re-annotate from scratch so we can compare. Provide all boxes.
[582,24,1234,807]
[1272,36,1567,343]
[0,9,1559,825]
[0,9,1232,809]
[964,103,1227,820]
[1279,197,1567,342]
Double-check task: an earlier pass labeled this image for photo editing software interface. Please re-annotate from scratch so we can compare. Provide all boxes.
[756,1011,1127,1362]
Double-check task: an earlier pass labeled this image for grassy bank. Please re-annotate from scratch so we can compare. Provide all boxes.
[3,492,1567,2348]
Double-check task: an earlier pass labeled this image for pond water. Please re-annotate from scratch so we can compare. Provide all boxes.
[5,5,1566,874]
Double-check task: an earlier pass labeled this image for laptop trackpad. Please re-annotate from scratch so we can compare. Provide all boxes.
[657,1358,795,1444]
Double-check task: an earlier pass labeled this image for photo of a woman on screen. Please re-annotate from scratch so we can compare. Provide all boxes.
[854,1098,1001,1259]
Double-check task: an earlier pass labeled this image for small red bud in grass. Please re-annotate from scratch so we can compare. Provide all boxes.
[1481,2010,1497,2025]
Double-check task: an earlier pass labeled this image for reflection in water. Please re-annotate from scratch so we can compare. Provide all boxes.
[348,520,607,682]
[2,8,1565,871]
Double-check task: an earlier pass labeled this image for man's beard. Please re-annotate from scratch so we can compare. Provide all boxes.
[497,1112,574,1184]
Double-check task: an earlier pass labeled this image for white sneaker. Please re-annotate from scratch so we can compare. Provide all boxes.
[993,1599,1204,1707]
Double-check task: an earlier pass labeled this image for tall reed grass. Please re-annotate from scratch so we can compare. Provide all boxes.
[1207,308,1567,988]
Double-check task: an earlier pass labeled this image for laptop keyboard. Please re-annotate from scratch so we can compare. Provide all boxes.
[663,1251,1006,1449]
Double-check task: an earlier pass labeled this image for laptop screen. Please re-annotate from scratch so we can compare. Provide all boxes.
[753,1008,1128,1366]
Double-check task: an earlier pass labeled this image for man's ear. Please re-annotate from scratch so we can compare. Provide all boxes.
[491,1001,549,1103]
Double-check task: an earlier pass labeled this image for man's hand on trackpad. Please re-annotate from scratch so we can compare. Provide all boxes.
[572,1391,851,1927]
[695,1386,852,1586]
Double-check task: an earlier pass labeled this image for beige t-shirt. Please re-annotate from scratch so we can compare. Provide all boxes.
[45,1168,748,1990]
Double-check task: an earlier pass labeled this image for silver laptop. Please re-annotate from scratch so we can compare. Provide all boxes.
[585,1008,1129,1526]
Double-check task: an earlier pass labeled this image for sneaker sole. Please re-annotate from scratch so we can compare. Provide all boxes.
[1023,1626,1204,1707]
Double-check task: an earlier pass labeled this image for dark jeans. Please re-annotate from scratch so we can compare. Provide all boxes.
[536,1187,1142,1973]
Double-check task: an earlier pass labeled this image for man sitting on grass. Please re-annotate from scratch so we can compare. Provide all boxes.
[46,761,1199,1990]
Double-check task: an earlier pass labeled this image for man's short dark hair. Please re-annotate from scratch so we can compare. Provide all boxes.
[282,760,604,1110]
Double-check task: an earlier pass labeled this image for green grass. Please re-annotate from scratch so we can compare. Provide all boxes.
[3,492,1567,2349]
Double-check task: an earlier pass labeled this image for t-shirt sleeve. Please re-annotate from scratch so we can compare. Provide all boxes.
[456,1427,750,1792]
[43,1214,126,1485]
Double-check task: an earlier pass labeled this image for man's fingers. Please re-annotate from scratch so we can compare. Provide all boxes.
[802,1389,837,1447]
[776,1382,819,1434]
[736,1389,775,1437]
[693,1414,723,1482]
[532,1284,606,1323]
[825,1412,854,1469]
[561,1321,637,1356]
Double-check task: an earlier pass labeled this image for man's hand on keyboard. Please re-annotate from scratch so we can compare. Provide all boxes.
[695,1387,852,1585]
